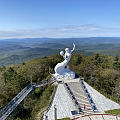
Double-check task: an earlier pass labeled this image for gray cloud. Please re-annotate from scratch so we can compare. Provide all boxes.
[0,25,120,39]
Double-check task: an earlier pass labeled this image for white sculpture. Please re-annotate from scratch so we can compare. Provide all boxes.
[53,43,76,79]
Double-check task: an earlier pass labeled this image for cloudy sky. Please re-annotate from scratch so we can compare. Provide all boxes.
[0,0,120,39]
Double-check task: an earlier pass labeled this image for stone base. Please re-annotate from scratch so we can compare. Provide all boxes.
[53,71,75,80]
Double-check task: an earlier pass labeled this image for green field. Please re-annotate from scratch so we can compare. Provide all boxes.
[105,109,120,115]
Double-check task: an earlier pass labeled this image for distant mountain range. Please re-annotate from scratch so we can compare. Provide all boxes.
[1,37,120,66]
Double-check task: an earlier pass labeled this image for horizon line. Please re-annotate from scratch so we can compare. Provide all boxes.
[1,36,120,40]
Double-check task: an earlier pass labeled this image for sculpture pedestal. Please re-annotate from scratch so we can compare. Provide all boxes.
[53,71,75,80]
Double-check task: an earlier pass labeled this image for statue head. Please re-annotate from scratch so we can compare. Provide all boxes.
[65,48,69,52]
[60,51,64,56]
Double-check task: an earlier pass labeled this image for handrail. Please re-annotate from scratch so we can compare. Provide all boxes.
[0,79,56,120]
[0,86,33,120]
[0,83,32,117]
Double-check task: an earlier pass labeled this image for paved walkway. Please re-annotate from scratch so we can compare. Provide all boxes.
[45,83,76,120]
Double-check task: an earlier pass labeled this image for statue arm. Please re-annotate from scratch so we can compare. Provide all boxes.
[63,55,66,59]
[71,43,75,53]
[61,53,65,59]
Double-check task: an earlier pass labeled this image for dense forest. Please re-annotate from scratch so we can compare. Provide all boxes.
[0,54,61,120]
[0,53,120,119]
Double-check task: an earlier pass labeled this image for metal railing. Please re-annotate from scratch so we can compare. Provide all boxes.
[0,83,32,118]
[0,79,56,120]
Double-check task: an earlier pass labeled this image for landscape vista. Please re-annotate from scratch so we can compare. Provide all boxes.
[0,0,120,120]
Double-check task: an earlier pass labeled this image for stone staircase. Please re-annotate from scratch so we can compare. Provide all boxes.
[64,83,83,114]
[64,80,98,115]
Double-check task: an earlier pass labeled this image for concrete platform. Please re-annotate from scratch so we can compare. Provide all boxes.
[84,81,120,112]
[57,78,80,83]
[43,78,120,120]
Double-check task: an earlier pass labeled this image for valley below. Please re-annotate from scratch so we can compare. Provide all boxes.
[1,37,120,66]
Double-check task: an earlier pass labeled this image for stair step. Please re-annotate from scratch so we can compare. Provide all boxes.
[80,104,93,110]
[83,111,94,114]
[70,86,86,92]
[77,100,91,106]
[73,93,88,101]
[64,82,98,115]
[71,90,87,96]
[76,97,90,104]
[83,109,94,112]
[72,90,86,95]
[78,102,92,107]
[79,103,92,108]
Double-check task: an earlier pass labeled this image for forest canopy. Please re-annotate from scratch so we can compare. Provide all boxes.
[0,53,120,119]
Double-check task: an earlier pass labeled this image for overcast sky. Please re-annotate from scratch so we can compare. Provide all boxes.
[0,0,120,39]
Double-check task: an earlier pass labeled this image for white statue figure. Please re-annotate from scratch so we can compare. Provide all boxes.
[53,43,76,79]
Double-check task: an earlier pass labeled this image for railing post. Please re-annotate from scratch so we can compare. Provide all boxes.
[54,105,57,120]
[45,115,48,120]
[102,115,105,120]
[116,116,118,120]
[30,76,32,84]
[88,116,92,120]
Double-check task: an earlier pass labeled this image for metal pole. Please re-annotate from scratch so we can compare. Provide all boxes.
[88,116,92,120]
[54,105,57,120]
[116,116,118,120]
[30,76,32,84]
[45,115,48,120]
[102,115,105,120]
